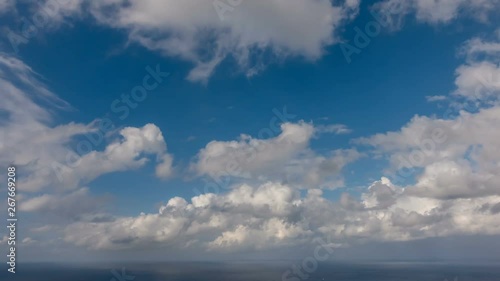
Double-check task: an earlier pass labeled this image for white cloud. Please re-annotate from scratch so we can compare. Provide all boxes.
[460,33,500,62]
[356,33,500,201]
[454,62,500,100]
[191,121,360,189]
[63,182,308,250]
[21,237,37,245]
[357,31,500,187]
[0,0,13,14]
[315,124,352,134]
[372,0,500,30]
[0,54,91,192]
[357,106,500,198]
[62,178,500,251]
[50,123,175,189]
[0,54,174,192]
[191,121,314,178]
[426,95,447,102]
[207,218,309,251]
[0,54,174,252]
[156,154,174,179]
[30,225,52,233]
[406,160,498,199]
[362,177,402,209]
[452,32,500,100]
[31,0,360,83]
[284,149,361,189]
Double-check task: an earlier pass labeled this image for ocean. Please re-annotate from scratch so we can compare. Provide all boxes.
[1,262,499,281]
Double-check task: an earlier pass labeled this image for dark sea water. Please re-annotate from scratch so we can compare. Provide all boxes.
[1,262,499,281]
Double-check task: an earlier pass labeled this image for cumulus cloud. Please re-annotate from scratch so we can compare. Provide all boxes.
[454,62,500,100]
[155,153,174,179]
[63,178,500,252]
[191,121,360,189]
[0,54,174,192]
[372,0,500,30]
[191,122,314,178]
[63,182,311,251]
[356,32,500,201]
[49,123,175,190]
[453,33,500,100]
[28,0,360,83]
[407,160,498,199]
[357,106,500,199]
[362,177,402,209]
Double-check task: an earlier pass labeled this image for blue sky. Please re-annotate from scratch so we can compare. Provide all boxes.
[1,0,500,262]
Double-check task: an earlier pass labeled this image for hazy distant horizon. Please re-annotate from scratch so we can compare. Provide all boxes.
[3,261,500,281]
[12,234,500,263]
